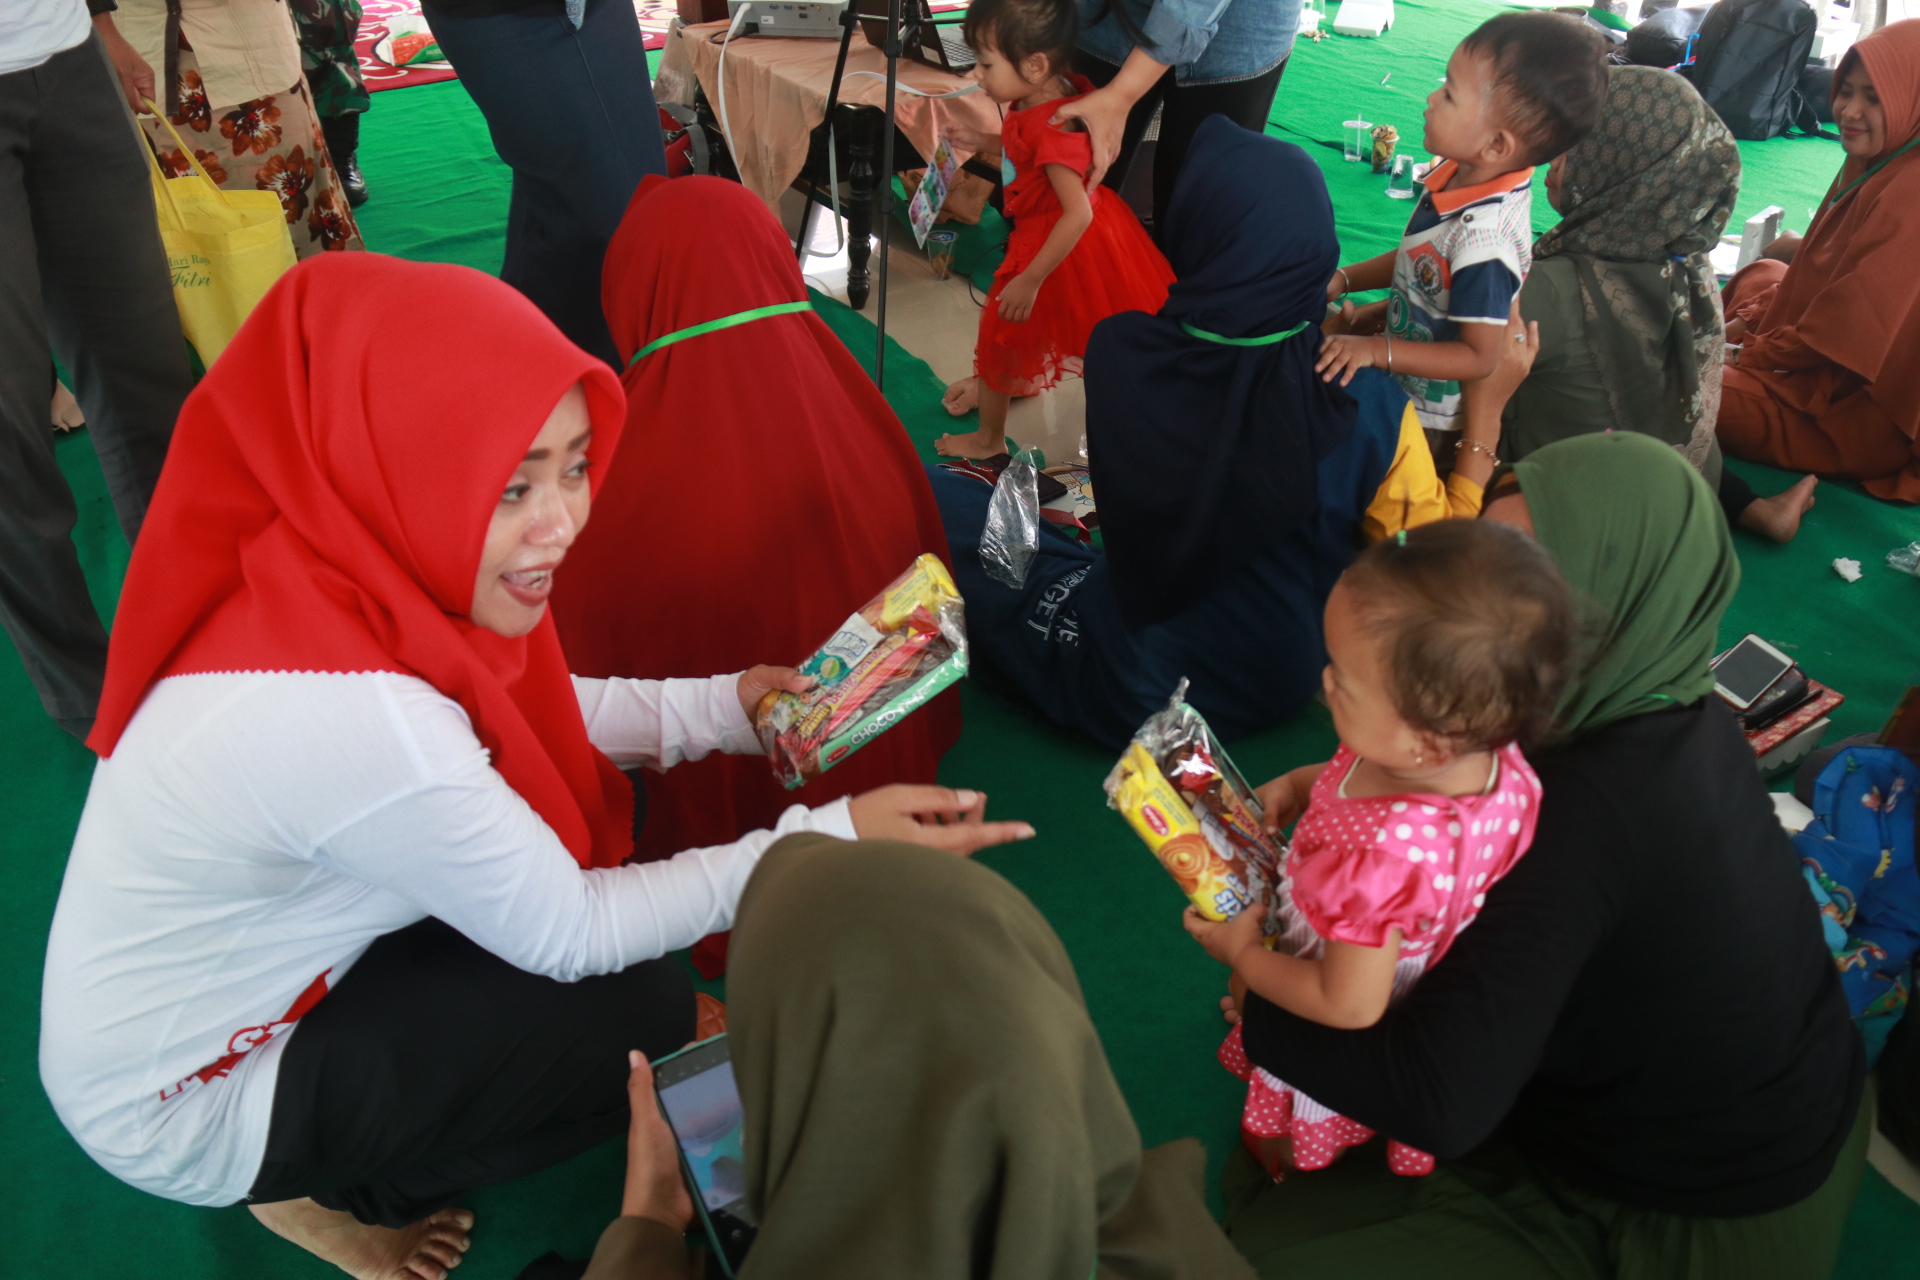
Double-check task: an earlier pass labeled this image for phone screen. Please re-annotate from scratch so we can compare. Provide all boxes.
[657,1058,749,1213]
[1714,637,1792,706]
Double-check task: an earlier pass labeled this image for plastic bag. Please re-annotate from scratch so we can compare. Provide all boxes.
[754,554,968,789]
[1103,679,1283,925]
[1889,542,1920,577]
[980,447,1041,588]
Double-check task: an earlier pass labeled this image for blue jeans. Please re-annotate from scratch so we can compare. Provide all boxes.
[422,0,665,366]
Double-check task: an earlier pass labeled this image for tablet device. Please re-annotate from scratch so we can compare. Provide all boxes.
[653,1035,755,1277]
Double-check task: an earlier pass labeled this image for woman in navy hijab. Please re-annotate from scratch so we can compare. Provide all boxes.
[926,116,1411,746]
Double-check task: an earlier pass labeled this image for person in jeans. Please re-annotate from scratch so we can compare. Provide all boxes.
[0,0,193,741]
[421,0,668,367]
[1056,0,1303,230]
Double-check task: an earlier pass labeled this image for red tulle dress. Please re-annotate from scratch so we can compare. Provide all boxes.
[974,76,1175,397]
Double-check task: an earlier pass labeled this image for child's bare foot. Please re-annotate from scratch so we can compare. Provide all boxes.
[934,429,1007,459]
[1739,475,1818,544]
[942,376,980,416]
[51,382,85,432]
[249,1198,473,1280]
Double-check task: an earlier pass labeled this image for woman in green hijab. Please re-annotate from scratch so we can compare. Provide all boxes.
[579,834,1256,1280]
[1504,65,1818,543]
[1223,432,1865,1279]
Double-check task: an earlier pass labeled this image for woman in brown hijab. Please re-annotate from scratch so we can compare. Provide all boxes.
[1717,19,1920,504]
[579,835,1254,1280]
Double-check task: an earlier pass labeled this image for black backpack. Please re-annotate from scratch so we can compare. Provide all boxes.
[1684,0,1821,139]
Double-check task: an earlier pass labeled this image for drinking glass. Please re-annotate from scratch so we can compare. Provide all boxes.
[1386,153,1418,199]
[1343,118,1372,163]
[927,228,958,279]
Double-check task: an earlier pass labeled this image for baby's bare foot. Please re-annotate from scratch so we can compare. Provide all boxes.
[941,376,980,416]
[1739,474,1818,544]
[933,429,1006,459]
[250,1198,473,1280]
[51,382,85,432]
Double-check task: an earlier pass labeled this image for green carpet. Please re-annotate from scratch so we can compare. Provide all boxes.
[4,33,1918,1277]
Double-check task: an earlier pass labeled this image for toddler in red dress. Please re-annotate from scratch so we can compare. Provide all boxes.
[934,0,1173,459]
[1186,520,1576,1180]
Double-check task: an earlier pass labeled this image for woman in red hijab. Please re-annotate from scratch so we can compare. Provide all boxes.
[38,254,1027,1280]
[551,176,962,916]
[1718,19,1920,503]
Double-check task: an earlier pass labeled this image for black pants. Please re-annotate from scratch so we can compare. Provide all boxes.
[421,0,666,367]
[1075,53,1288,233]
[1718,468,1756,524]
[0,36,192,733]
[248,918,696,1227]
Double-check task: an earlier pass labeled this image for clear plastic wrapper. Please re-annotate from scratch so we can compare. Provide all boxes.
[754,554,968,789]
[980,447,1041,588]
[1889,542,1920,577]
[1103,679,1283,925]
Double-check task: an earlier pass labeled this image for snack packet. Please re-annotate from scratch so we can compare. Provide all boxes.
[755,554,968,789]
[1103,679,1282,923]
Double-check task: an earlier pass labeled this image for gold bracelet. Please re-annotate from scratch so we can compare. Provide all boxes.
[1458,437,1499,460]
[1383,329,1393,373]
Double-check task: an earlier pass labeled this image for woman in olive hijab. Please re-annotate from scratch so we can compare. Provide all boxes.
[584,834,1255,1280]
[1225,433,1864,1279]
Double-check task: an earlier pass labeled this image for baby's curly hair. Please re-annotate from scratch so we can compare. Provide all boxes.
[1341,520,1576,753]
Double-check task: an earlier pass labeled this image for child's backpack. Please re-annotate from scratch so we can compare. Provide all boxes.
[1684,0,1821,139]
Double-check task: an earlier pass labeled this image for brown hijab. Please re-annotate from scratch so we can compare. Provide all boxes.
[728,835,1254,1280]
[1749,18,1920,498]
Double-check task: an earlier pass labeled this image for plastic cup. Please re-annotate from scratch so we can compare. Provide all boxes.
[1343,119,1372,163]
[1386,153,1418,199]
[927,228,958,279]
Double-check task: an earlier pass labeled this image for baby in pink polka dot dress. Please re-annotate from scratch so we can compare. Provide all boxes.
[1184,519,1575,1181]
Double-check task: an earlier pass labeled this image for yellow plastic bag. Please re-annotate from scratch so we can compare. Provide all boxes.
[143,102,297,366]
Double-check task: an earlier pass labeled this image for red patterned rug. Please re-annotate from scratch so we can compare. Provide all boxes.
[358,0,686,93]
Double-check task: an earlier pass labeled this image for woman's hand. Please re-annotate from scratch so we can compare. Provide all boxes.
[1050,48,1170,190]
[1460,299,1538,421]
[997,272,1041,323]
[1761,230,1802,264]
[620,1051,695,1231]
[1724,316,1748,345]
[736,665,810,719]
[93,14,155,114]
[1315,334,1378,386]
[1183,903,1267,969]
[848,785,1035,854]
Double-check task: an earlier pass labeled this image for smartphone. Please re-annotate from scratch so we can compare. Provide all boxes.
[1712,633,1795,710]
[652,1035,755,1277]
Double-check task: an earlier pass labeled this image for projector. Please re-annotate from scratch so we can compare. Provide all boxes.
[727,0,850,38]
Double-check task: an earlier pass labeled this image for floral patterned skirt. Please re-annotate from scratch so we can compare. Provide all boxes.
[144,44,364,259]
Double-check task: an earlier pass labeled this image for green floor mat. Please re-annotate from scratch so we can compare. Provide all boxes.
[4,64,1915,1280]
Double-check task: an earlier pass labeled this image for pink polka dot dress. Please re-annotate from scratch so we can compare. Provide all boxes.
[1218,741,1542,1178]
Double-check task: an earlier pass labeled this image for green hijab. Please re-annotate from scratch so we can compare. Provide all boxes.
[1529,66,1740,475]
[728,834,1253,1280]
[1512,432,1740,739]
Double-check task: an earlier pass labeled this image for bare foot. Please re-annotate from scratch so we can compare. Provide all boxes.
[934,429,1007,459]
[1739,474,1818,543]
[249,1198,473,1280]
[941,376,980,416]
[51,382,85,432]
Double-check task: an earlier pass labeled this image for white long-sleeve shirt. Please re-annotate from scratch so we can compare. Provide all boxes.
[39,670,854,1208]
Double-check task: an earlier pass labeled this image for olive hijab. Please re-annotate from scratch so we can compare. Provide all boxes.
[1529,66,1740,475]
[728,835,1253,1280]
[1511,432,1740,739]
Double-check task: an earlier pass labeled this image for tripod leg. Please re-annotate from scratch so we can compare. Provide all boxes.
[875,0,904,389]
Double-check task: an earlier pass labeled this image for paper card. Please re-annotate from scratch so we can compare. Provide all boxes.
[908,133,960,247]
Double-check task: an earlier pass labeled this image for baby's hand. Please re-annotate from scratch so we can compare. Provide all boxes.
[1254,773,1304,833]
[997,273,1041,323]
[1183,903,1267,969]
[943,123,997,157]
[1314,334,1378,386]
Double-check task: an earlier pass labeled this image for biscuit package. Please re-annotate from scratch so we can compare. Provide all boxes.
[754,554,968,789]
[1103,680,1282,922]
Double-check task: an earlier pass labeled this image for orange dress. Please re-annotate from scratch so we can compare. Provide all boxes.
[1715,19,1920,502]
[974,76,1175,397]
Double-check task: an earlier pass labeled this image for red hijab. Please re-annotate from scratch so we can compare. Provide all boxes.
[550,175,957,862]
[1751,18,1920,495]
[90,253,637,869]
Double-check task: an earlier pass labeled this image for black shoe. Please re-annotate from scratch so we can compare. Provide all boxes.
[338,152,369,207]
[321,113,369,207]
